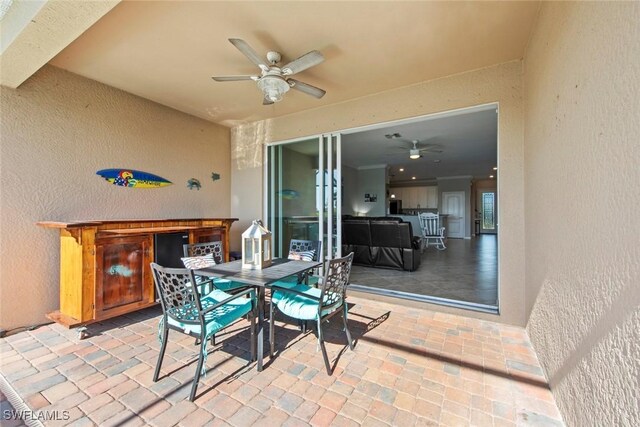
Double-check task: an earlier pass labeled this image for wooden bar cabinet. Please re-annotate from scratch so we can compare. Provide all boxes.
[37,218,238,328]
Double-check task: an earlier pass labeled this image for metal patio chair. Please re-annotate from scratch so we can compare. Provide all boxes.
[271,239,323,290]
[151,263,257,401]
[269,252,355,375]
[183,241,250,293]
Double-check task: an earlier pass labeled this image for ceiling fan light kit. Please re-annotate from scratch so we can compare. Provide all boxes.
[212,38,326,104]
[257,75,290,103]
[392,139,443,159]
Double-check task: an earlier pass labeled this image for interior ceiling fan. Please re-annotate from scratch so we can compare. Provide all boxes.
[388,138,443,160]
[212,38,326,105]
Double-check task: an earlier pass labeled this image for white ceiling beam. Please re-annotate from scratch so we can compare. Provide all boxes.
[0,0,120,88]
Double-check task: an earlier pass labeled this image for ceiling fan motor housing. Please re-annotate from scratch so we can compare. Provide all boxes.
[266,51,282,64]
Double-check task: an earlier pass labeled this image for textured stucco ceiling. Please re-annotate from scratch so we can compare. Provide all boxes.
[49,1,539,126]
[0,0,119,88]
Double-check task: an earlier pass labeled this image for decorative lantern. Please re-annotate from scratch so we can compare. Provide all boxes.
[241,220,272,270]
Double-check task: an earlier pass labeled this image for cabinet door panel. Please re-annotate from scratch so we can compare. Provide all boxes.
[427,187,438,208]
[409,187,417,208]
[96,235,153,318]
[417,187,428,208]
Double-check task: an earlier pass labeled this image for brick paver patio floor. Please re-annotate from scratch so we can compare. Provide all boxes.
[0,296,564,426]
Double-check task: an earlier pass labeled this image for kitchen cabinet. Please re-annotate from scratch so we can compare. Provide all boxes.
[391,186,438,209]
[426,187,438,208]
[406,187,418,208]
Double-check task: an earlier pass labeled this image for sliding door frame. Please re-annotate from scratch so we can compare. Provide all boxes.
[263,133,342,263]
[264,102,501,314]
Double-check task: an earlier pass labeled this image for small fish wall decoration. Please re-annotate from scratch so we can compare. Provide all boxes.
[211,172,221,181]
[187,178,202,190]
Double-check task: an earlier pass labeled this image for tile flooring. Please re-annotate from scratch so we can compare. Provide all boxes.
[0,295,563,426]
[350,235,498,306]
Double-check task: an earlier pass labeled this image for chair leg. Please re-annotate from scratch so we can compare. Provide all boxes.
[196,334,216,346]
[342,304,354,350]
[269,300,275,357]
[438,237,446,250]
[153,323,169,382]
[189,338,206,402]
[316,317,332,375]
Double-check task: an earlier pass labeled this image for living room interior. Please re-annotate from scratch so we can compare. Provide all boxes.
[1,1,638,426]
[267,105,499,310]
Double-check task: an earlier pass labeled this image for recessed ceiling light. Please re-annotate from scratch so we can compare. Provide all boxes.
[493,166,497,170]
[433,160,441,163]
[489,175,494,178]
[399,168,404,172]
[412,176,416,180]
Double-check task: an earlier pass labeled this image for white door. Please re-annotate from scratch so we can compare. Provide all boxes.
[442,191,465,238]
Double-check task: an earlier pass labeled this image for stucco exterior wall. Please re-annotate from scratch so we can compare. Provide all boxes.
[232,61,525,326]
[0,65,231,330]
[524,2,640,425]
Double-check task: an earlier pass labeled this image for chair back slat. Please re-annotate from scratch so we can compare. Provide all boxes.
[319,253,354,309]
[183,241,224,264]
[151,263,202,324]
[418,213,440,237]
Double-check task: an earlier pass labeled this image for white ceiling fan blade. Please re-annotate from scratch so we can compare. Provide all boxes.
[228,38,270,72]
[419,147,443,153]
[281,51,324,75]
[288,79,326,99]
[211,75,259,82]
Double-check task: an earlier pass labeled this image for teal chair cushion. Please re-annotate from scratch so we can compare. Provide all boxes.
[272,284,341,321]
[167,289,252,337]
[212,278,248,292]
[271,274,321,291]
[194,275,247,293]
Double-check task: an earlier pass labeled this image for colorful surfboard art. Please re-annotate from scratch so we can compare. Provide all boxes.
[96,169,172,188]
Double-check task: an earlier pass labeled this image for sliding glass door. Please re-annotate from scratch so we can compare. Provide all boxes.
[266,134,341,261]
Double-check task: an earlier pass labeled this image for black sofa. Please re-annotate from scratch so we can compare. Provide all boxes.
[341,217,421,271]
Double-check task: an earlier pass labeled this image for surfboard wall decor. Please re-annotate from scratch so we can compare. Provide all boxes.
[96,169,172,188]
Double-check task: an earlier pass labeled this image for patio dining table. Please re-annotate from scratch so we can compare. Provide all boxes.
[197,258,322,371]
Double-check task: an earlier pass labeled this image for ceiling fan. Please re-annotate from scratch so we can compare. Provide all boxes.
[389,138,443,160]
[212,38,326,105]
